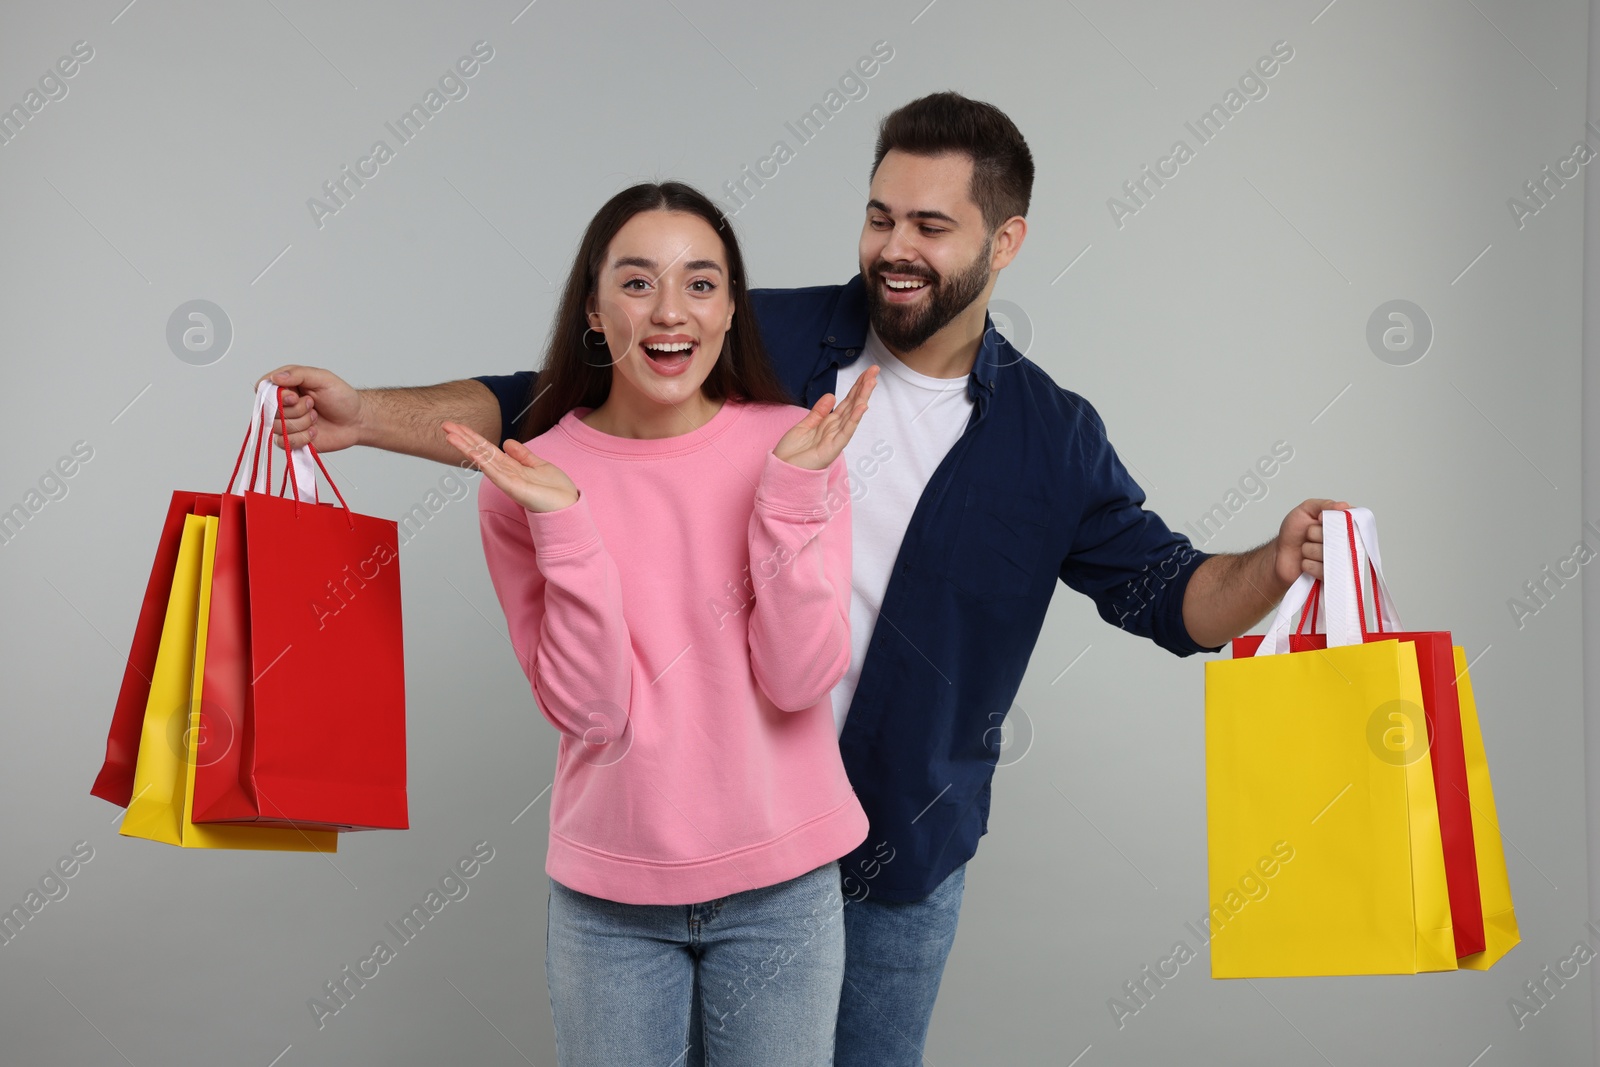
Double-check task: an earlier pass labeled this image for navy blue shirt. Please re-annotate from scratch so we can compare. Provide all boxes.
[474,274,1223,902]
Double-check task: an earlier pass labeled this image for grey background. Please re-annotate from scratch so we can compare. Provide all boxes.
[0,0,1592,1063]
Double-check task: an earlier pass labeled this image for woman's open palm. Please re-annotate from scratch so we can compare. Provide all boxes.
[773,364,880,471]
[443,421,579,514]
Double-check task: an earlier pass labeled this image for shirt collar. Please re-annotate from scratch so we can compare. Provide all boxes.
[822,273,870,352]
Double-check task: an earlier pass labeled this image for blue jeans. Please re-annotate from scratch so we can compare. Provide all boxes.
[546,861,846,1067]
[834,862,966,1066]
[684,861,967,1067]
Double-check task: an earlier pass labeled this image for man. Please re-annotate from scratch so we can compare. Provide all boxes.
[262,92,1346,1064]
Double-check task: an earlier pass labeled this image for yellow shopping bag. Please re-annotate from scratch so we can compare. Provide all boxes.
[119,514,336,852]
[1453,646,1520,970]
[1205,621,1454,976]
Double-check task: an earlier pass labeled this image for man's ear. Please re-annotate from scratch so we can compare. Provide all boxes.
[990,216,1028,272]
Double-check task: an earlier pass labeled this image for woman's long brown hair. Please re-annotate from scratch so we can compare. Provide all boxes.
[517,181,794,441]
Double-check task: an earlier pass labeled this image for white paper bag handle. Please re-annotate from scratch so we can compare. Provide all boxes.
[226,381,348,518]
[1322,507,1402,647]
[1248,508,1398,656]
[222,383,355,533]
[1258,572,1318,656]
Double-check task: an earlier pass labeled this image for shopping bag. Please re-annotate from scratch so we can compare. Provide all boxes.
[1453,645,1521,969]
[93,384,321,807]
[189,382,408,832]
[97,382,407,833]
[118,512,336,851]
[1231,512,1486,958]
[1204,508,1455,977]
[91,491,216,807]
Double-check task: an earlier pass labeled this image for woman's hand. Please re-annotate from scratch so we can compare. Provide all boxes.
[773,364,880,471]
[443,421,579,514]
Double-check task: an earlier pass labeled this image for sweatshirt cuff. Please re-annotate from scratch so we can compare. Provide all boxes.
[524,490,602,559]
[754,451,839,521]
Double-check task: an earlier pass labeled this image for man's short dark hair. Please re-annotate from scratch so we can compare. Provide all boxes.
[870,92,1034,231]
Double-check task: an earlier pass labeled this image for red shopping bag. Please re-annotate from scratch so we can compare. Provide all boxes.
[96,384,408,832]
[193,384,407,831]
[92,490,219,806]
[94,390,318,809]
[1233,510,1484,958]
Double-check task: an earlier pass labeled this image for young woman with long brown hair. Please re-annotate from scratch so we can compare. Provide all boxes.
[443,181,878,1066]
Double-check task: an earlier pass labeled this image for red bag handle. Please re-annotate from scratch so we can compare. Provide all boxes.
[1293,519,1386,640]
[225,387,354,529]
[1337,510,1387,638]
[1296,580,1321,635]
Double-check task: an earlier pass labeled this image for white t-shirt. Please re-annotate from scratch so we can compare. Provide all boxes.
[827,325,974,734]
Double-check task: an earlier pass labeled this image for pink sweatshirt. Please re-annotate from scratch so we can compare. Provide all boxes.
[478,397,868,905]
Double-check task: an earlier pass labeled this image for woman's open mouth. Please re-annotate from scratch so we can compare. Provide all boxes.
[642,340,696,376]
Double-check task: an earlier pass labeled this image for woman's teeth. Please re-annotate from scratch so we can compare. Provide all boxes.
[644,342,694,363]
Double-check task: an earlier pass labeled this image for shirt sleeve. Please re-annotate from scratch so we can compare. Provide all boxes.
[744,450,853,712]
[1056,392,1224,657]
[478,481,634,742]
[471,371,539,443]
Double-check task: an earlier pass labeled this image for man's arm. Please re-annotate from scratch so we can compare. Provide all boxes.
[1055,389,1349,654]
[1180,496,1350,648]
[257,365,516,465]
[257,282,833,463]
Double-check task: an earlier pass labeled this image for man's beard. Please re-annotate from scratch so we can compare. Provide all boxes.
[865,237,993,354]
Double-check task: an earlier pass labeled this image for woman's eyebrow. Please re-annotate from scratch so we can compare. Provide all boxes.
[610,255,724,274]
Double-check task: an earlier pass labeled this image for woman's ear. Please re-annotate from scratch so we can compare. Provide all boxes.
[584,292,599,325]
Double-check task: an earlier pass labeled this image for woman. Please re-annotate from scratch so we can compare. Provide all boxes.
[442,181,879,1065]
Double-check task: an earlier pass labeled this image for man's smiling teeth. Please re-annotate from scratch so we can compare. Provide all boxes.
[885,279,927,290]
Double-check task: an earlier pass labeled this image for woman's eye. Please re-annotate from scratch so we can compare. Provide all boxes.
[689,279,716,293]
[622,278,650,291]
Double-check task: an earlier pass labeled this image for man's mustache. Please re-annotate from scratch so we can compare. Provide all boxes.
[871,264,938,285]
